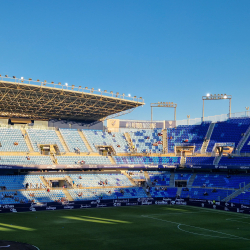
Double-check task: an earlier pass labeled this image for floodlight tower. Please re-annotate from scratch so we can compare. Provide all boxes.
[202,94,232,122]
[150,102,177,123]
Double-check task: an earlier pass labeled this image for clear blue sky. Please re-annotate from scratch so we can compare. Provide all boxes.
[1,0,250,122]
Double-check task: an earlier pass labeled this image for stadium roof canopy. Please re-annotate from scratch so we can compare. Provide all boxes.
[0,77,144,123]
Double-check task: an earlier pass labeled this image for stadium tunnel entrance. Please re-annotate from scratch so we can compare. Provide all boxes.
[97,146,116,156]
[175,180,187,187]
[39,144,60,155]
[175,145,195,156]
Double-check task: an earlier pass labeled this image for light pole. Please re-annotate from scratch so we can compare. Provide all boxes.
[245,107,249,117]
[202,94,232,122]
[187,115,190,125]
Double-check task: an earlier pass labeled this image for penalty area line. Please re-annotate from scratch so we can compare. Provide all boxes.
[141,215,250,240]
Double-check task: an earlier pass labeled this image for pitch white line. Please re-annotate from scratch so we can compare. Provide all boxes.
[177,224,238,239]
[142,215,250,240]
[226,218,250,224]
[183,205,250,217]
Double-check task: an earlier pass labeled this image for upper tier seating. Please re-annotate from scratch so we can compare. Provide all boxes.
[219,157,250,166]
[59,129,88,153]
[207,118,250,152]
[167,122,210,153]
[27,129,65,152]
[69,173,133,187]
[56,156,111,165]
[0,156,53,165]
[186,157,215,165]
[147,171,171,186]
[192,173,250,188]
[0,128,28,152]
[129,129,163,153]
[114,156,180,165]
[82,130,130,153]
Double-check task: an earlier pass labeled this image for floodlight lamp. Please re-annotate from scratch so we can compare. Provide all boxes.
[128,94,131,97]
[29,78,32,81]
[134,96,137,98]
[224,95,227,99]
[58,82,61,85]
[85,87,88,89]
[110,91,113,94]
[104,90,107,93]
[122,93,125,96]
[37,79,40,82]
[51,81,54,84]
[206,93,210,97]
[44,80,47,83]
[5,75,8,77]
[65,83,68,86]
[13,76,16,78]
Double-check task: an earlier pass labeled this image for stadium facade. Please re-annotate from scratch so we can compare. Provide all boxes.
[0,77,250,214]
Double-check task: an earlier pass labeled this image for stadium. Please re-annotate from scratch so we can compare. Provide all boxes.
[0,75,250,250]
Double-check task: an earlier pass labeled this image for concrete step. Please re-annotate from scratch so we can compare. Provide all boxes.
[124,132,134,152]
[177,187,182,197]
[187,173,196,188]
[201,123,215,153]
[222,182,250,202]
[40,176,49,188]
[62,189,74,201]
[108,156,116,164]
[169,172,175,187]
[144,171,152,187]
[78,130,93,153]
[122,171,137,186]
[236,125,250,154]
[55,130,70,153]
[143,186,152,198]
[21,129,34,152]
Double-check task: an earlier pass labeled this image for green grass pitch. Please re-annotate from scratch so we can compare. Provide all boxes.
[0,205,250,250]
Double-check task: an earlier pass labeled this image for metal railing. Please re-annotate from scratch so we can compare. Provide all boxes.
[177,111,250,126]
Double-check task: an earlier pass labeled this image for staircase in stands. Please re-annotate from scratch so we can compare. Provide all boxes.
[187,173,196,188]
[122,171,136,186]
[144,171,152,187]
[169,172,175,187]
[200,123,215,154]
[108,156,116,164]
[213,155,222,165]
[235,125,250,154]
[21,129,34,153]
[124,132,134,152]
[222,182,250,202]
[55,130,70,153]
[78,130,93,153]
[62,189,74,201]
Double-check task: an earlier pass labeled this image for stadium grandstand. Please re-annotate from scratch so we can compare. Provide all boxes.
[0,75,250,213]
